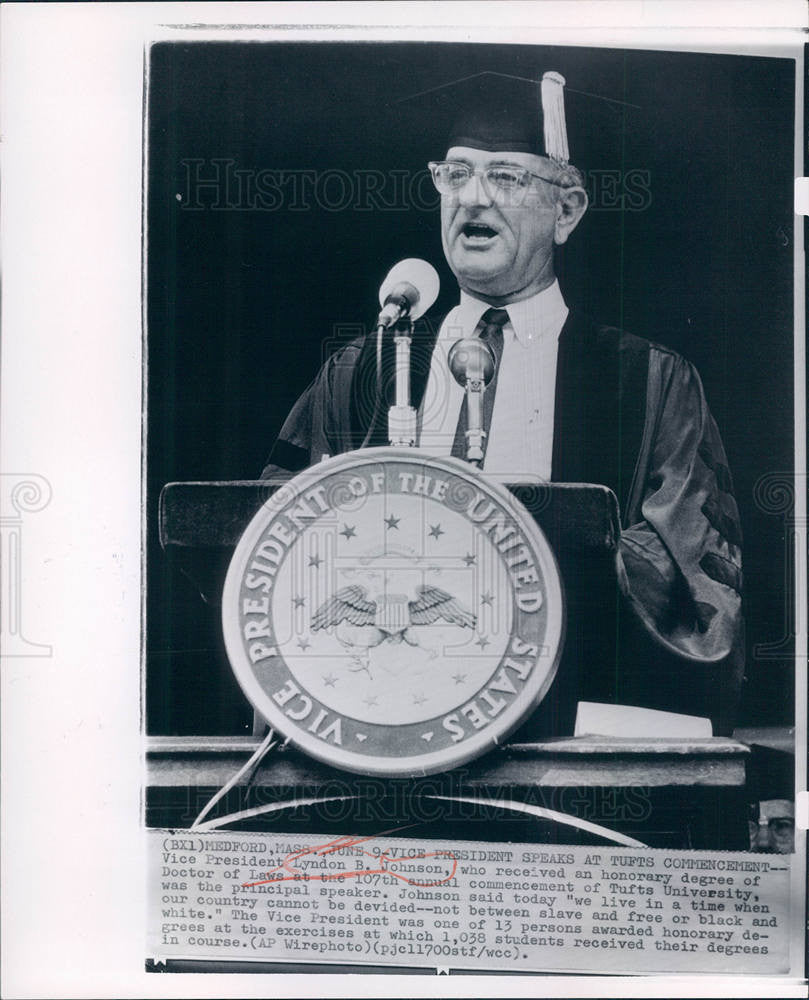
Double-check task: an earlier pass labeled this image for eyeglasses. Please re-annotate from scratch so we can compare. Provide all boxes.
[748,806,795,853]
[428,160,566,199]
[750,816,794,833]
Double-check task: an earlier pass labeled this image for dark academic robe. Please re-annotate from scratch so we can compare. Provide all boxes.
[261,311,744,736]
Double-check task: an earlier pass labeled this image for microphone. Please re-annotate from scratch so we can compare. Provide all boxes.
[448,337,498,464]
[376,258,440,329]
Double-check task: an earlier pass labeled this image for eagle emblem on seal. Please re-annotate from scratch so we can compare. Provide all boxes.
[311,584,476,675]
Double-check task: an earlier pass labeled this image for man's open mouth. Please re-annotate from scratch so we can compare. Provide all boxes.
[460,222,499,243]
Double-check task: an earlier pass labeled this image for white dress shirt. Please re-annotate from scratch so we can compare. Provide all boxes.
[418,279,568,482]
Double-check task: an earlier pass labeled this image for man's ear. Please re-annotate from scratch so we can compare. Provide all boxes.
[554,186,588,245]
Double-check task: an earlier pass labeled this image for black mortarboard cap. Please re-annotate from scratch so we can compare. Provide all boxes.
[403,70,572,162]
[398,68,639,174]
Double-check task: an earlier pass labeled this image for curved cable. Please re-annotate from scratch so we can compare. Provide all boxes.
[190,727,278,831]
[192,794,356,834]
[424,794,647,847]
[190,781,646,846]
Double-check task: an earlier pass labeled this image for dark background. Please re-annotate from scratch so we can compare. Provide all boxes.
[146,42,796,736]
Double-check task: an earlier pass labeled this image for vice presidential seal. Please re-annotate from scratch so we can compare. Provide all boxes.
[222,448,564,776]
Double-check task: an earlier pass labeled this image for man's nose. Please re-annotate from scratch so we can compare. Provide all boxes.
[457,170,494,208]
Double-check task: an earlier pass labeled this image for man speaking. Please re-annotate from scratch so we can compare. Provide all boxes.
[260,70,744,736]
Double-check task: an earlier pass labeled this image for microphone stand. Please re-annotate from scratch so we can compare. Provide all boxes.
[448,338,496,466]
[387,318,417,447]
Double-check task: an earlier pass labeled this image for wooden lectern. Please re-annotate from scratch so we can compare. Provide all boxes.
[148,480,750,849]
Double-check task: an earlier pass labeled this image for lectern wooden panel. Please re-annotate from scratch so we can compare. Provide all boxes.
[150,479,749,849]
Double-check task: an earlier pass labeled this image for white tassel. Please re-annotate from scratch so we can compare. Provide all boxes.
[541,71,569,163]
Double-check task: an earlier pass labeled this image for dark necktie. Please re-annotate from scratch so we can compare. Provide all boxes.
[451,307,509,464]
